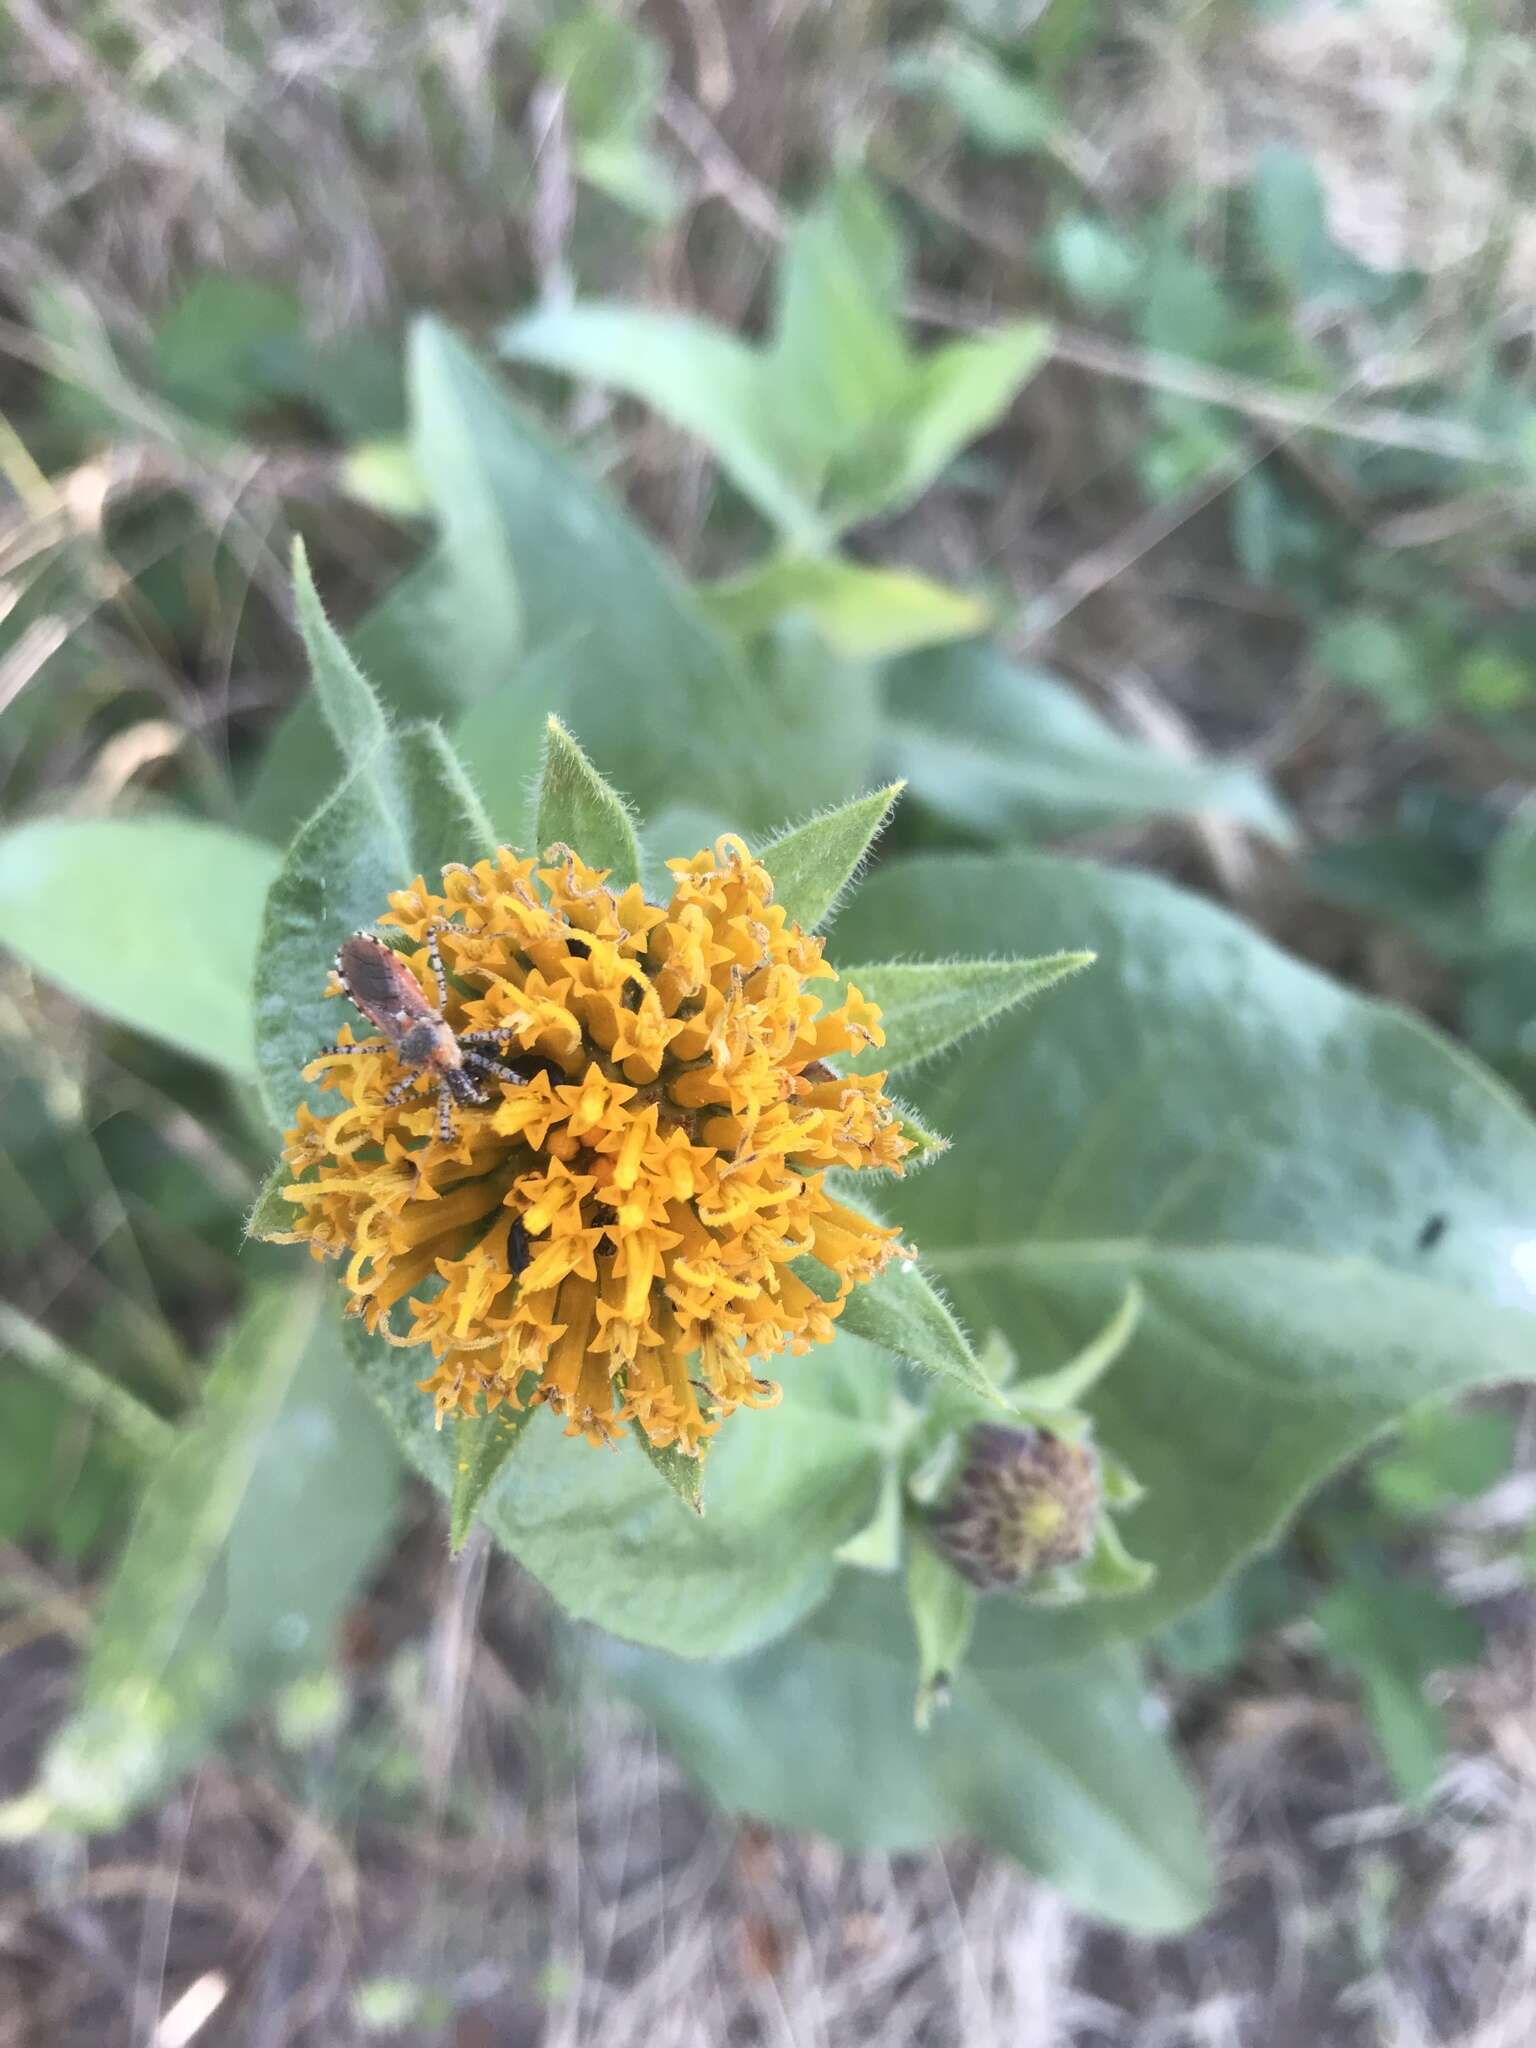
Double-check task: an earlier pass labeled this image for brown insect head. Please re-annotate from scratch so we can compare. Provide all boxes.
[313,925,535,1141]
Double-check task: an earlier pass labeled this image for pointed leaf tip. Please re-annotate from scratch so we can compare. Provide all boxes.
[290,539,390,764]
[245,1157,299,1244]
[827,1253,1001,1406]
[632,1421,707,1514]
[845,951,1097,1077]
[450,1405,537,1551]
[536,718,642,887]
[758,783,903,932]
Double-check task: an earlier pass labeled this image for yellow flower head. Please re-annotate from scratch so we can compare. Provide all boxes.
[278,835,911,1455]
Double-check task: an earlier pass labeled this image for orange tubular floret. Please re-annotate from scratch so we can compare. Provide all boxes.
[278,837,912,1451]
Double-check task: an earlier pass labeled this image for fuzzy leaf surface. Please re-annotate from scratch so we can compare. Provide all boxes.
[536,716,642,885]
[842,953,1096,1076]
[252,721,493,1130]
[831,851,1536,1660]
[0,817,278,1076]
[291,538,391,763]
[605,1571,1212,1932]
[345,1317,896,1659]
[450,1406,538,1553]
[884,641,1292,844]
[38,1286,399,1831]
[756,784,902,933]
[410,319,787,827]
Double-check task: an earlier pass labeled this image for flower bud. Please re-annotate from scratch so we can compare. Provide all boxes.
[927,1422,1102,1592]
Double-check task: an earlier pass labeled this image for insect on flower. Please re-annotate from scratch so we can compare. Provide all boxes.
[277,837,913,1448]
[314,926,536,1141]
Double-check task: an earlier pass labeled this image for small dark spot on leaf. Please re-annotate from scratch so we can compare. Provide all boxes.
[1417,1213,1449,1252]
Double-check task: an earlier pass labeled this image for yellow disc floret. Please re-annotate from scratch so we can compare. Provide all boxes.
[277,835,911,1454]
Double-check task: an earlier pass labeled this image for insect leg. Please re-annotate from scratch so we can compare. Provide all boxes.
[311,1042,390,1061]
[437,1081,456,1143]
[423,920,451,1008]
[385,1072,424,1106]
[461,1051,532,1086]
[445,1067,490,1109]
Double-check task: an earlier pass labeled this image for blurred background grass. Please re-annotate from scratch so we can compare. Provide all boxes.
[3,1,1536,2042]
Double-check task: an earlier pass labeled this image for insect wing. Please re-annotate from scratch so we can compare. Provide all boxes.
[337,934,436,1035]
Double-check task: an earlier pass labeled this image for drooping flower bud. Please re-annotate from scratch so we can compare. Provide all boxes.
[927,1422,1102,1592]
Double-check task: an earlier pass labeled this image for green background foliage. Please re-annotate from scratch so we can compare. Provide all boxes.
[4,5,1536,1972]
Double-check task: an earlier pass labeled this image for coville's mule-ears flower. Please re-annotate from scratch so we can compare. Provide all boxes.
[274,835,911,1455]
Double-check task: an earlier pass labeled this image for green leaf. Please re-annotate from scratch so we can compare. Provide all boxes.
[1072,1517,1155,1602]
[370,1330,894,1658]
[605,1571,1212,1932]
[1457,645,1535,719]
[884,641,1293,844]
[632,1424,706,1516]
[398,722,497,870]
[868,322,1050,520]
[244,1156,294,1244]
[701,554,991,657]
[453,642,578,847]
[500,304,821,545]
[756,783,902,933]
[253,743,409,1129]
[906,1533,978,1728]
[0,1302,173,1462]
[1041,214,1144,312]
[768,174,912,473]
[1316,1571,1483,1803]
[449,1405,537,1553]
[503,219,1045,543]
[889,1097,951,1170]
[252,722,493,1129]
[829,849,1536,1661]
[341,1314,457,1500]
[828,1254,1000,1406]
[36,1285,400,1831]
[1486,808,1536,949]
[747,625,882,815]
[834,1457,905,1569]
[891,38,1059,154]
[575,135,681,223]
[290,537,390,763]
[408,327,524,702]
[841,953,1096,1076]
[153,276,304,426]
[1316,611,1438,725]
[542,12,663,142]
[340,1312,897,1656]
[540,9,676,223]
[0,817,278,1076]
[340,437,430,519]
[1012,1282,1142,1415]
[241,551,470,848]
[409,319,783,828]
[535,716,642,885]
[1367,1405,1518,1517]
